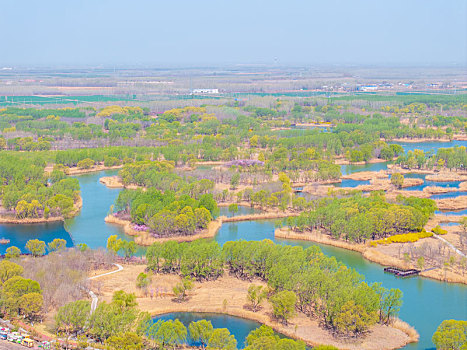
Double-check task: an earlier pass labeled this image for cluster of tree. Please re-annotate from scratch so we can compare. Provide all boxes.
[0,260,43,321]
[5,136,52,151]
[146,239,223,280]
[119,161,175,187]
[0,106,151,143]
[55,147,157,167]
[0,154,80,218]
[396,146,467,170]
[146,239,402,335]
[106,235,138,259]
[115,188,217,236]
[289,193,436,243]
[261,148,342,180]
[0,107,85,121]
[55,290,148,346]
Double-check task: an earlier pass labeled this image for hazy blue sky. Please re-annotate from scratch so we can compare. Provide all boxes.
[1,0,466,66]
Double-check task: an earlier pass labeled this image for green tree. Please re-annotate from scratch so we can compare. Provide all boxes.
[372,283,403,324]
[18,292,43,320]
[276,339,306,350]
[48,238,67,252]
[90,299,138,340]
[228,203,239,217]
[245,325,305,350]
[432,319,467,350]
[230,172,240,190]
[189,320,214,349]
[2,276,41,314]
[230,173,240,190]
[335,300,377,335]
[25,239,46,257]
[460,216,467,233]
[148,319,187,349]
[107,235,123,255]
[120,240,137,259]
[270,291,297,324]
[55,300,91,343]
[77,158,95,169]
[50,169,66,183]
[0,260,24,284]
[247,284,267,312]
[112,290,138,311]
[391,173,404,189]
[173,277,193,302]
[208,328,237,350]
[136,272,151,291]
[77,243,88,252]
[5,246,21,259]
[106,332,144,350]
[249,135,259,147]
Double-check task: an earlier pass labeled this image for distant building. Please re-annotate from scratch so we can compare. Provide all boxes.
[360,85,378,91]
[192,88,219,94]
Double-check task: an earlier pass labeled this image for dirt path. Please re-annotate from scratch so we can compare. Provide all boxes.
[88,263,123,313]
[433,234,466,258]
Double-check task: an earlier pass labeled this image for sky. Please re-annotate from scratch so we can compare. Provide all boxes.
[1,0,466,67]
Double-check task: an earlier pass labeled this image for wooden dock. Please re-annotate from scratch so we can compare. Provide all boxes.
[384,267,420,277]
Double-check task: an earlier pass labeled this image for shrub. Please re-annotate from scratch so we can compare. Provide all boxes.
[374,230,433,245]
[432,225,448,235]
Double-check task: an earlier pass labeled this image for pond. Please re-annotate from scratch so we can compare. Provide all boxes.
[151,312,265,348]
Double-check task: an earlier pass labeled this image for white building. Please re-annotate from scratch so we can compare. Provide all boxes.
[191,88,219,94]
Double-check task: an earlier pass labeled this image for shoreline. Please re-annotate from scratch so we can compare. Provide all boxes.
[44,163,124,176]
[0,196,83,225]
[67,164,123,175]
[105,211,300,246]
[105,215,223,245]
[389,135,467,143]
[275,228,467,285]
[335,157,389,166]
[149,307,415,350]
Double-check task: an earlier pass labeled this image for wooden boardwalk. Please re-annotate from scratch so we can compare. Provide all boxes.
[384,267,420,277]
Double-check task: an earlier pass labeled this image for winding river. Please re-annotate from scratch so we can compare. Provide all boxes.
[1,138,466,349]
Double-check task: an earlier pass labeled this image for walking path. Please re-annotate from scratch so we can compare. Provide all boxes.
[433,234,466,258]
[88,263,123,313]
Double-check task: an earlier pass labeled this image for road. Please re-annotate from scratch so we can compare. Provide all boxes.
[88,263,123,313]
[0,341,27,349]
